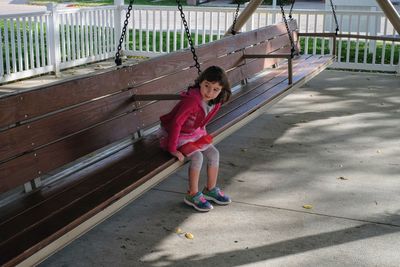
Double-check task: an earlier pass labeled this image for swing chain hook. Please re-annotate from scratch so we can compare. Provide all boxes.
[279,0,296,58]
[231,0,241,35]
[176,0,201,74]
[329,0,339,35]
[115,0,134,66]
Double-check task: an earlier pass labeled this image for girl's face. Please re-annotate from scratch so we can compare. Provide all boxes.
[199,80,222,102]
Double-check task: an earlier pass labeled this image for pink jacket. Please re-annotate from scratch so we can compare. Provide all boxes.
[160,87,221,153]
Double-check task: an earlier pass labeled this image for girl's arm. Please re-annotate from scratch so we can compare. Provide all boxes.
[167,99,196,153]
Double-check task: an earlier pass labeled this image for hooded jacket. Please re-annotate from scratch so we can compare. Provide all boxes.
[160,87,221,153]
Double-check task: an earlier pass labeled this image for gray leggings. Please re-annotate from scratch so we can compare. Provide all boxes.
[188,145,219,171]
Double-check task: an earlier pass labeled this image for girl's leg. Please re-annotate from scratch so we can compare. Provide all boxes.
[203,145,220,190]
[188,151,203,195]
[202,145,231,205]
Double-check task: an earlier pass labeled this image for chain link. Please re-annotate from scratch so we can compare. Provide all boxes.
[115,0,134,66]
[329,0,339,35]
[231,0,241,35]
[288,0,295,20]
[176,0,201,74]
[279,1,296,58]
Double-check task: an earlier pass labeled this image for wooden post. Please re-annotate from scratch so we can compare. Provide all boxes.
[375,0,400,34]
[225,0,264,36]
[114,0,124,51]
[47,3,61,76]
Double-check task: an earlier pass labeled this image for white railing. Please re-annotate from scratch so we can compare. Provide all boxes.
[0,11,53,83]
[1,5,399,84]
[56,6,117,70]
[0,5,117,84]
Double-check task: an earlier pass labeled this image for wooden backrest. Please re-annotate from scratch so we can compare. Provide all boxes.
[0,21,298,194]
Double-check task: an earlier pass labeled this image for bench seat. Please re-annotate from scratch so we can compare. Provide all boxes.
[0,53,333,266]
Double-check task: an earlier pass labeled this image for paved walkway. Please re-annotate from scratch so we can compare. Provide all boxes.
[38,70,400,267]
[0,0,46,16]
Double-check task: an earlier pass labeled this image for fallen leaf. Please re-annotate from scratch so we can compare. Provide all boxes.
[302,204,313,209]
[175,228,182,234]
[185,232,194,239]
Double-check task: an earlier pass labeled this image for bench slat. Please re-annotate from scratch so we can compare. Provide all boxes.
[0,136,170,266]
[0,91,136,163]
[0,69,129,129]
[0,111,141,193]
[0,138,161,242]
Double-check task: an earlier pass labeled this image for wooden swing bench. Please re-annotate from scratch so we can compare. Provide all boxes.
[0,20,334,266]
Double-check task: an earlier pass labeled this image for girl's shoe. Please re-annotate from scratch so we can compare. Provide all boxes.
[184,192,213,212]
[202,187,232,205]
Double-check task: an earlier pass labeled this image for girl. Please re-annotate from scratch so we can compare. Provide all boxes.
[159,66,232,212]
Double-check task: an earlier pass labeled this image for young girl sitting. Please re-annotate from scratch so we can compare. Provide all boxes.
[159,66,232,212]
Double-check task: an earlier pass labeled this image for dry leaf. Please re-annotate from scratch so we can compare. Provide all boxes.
[185,232,194,239]
[302,204,313,209]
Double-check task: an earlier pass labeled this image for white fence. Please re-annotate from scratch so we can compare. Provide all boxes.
[1,4,399,84]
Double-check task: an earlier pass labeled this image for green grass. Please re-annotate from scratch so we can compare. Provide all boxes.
[1,20,49,71]
[125,29,217,52]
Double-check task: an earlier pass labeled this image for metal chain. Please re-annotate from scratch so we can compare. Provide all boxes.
[231,0,241,35]
[279,1,296,58]
[115,0,134,66]
[329,0,339,35]
[176,0,201,74]
[288,0,295,20]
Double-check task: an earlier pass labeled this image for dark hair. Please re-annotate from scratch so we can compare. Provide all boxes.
[193,66,231,105]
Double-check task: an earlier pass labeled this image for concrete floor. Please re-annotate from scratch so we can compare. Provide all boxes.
[38,70,400,267]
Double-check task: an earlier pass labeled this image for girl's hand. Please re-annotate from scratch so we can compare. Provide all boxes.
[171,151,185,162]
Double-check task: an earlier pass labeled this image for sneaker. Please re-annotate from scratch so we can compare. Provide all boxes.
[202,187,232,205]
[184,192,213,212]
